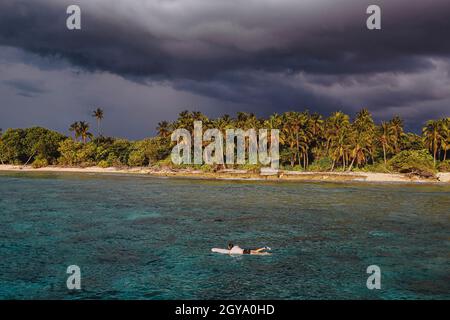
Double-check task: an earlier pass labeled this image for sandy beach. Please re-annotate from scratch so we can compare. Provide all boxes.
[1,165,449,183]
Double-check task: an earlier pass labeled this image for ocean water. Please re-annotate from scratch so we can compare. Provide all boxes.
[0,172,449,300]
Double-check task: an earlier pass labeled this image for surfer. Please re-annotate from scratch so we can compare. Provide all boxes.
[227,242,271,255]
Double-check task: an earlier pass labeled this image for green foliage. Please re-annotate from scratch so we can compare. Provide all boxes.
[128,149,147,167]
[153,157,175,169]
[32,157,48,168]
[308,157,333,172]
[58,139,96,167]
[24,127,66,164]
[437,160,450,172]
[353,162,391,173]
[97,160,110,168]
[403,133,424,151]
[0,128,27,164]
[127,137,170,167]
[388,150,436,177]
[58,139,82,166]
[0,127,65,164]
[1,112,448,175]
[239,163,261,173]
[200,164,214,172]
[282,164,304,171]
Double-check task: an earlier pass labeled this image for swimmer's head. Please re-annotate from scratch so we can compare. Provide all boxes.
[227,242,234,250]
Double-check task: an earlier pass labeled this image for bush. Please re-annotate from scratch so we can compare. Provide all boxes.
[239,163,261,173]
[32,157,48,168]
[353,162,391,173]
[153,157,174,169]
[128,150,146,167]
[97,160,110,168]
[388,150,436,178]
[200,164,214,172]
[58,139,82,166]
[308,157,333,172]
[437,160,450,172]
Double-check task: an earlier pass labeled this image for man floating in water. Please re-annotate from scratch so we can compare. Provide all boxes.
[211,243,272,255]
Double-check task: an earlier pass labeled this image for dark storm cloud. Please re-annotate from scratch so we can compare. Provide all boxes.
[2,79,47,97]
[0,0,449,136]
[1,0,450,79]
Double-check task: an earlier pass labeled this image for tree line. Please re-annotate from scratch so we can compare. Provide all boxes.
[0,108,449,175]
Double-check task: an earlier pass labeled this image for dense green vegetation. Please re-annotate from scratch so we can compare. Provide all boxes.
[0,109,449,176]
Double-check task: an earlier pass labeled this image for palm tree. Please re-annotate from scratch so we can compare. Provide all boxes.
[69,122,80,142]
[348,109,376,170]
[78,121,93,144]
[0,128,4,165]
[157,121,172,138]
[422,120,441,166]
[176,110,195,134]
[438,118,449,161]
[326,111,351,170]
[92,108,104,136]
[389,115,405,154]
[212,115,233,135]
[378,121,391,165]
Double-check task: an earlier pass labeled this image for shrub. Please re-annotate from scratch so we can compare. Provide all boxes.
[58,139,82,166]
[239,163,261,173]
[388,149,435,178]
[128,150,146,167]
[200,164,214,172]
[32,157,48,168]
[153,157,174,169]
[97,160,110,168]
[437,160,450,172]
[308,157,333,172]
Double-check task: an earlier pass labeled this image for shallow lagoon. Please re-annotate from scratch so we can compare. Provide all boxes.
[0,172,449,299]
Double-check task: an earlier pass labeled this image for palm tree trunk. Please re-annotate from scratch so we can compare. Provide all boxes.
[24,150,37,166]
[306,152,309,170]
[383,144,387,165]
[433,145,437,166]
[348,156,356,172]
[303,153,306,170]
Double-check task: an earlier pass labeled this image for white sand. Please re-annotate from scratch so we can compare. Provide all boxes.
[0,165,448,184]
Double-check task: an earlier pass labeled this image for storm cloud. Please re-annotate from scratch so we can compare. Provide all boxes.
[0,0,449,137]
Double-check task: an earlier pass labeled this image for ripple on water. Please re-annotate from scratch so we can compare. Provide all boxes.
[0,172,449,299]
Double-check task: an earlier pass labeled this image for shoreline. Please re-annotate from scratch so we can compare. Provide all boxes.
[1,165,449,184]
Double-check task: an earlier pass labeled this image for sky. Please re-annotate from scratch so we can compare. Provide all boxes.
[0,0,449,139]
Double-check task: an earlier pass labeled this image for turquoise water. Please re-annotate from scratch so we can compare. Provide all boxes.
[0,172,449,300]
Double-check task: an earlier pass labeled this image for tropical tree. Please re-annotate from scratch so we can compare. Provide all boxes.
[69,122,80,141]
[422,120,442,166]
[325,111,351,170]
[157,121,172,138]
[438,118,449,161]
[92,108,104,136]
[348,109,376,170]
[378,121,392,165]
[0,128,4,164]
[176,110,195,134]
[78,121,93,144]
[389,115,405,153]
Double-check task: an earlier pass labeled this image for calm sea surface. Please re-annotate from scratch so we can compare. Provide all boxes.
[0,172,449,299]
